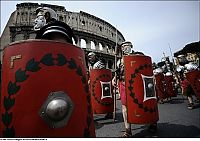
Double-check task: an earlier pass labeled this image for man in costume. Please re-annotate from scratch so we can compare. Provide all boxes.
[88,52,113,119]
[88,52,106,70]
[113,41,158,137]
[0,6,96,137]
[34,7,76,44]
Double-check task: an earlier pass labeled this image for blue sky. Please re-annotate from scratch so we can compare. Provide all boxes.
[1,1,199,63]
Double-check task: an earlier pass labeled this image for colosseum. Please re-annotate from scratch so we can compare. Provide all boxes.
[0,2,126,70]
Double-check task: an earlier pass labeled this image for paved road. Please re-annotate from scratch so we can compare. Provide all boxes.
[94,94,200,137]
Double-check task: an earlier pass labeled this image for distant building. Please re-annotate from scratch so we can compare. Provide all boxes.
[0,2,126,70]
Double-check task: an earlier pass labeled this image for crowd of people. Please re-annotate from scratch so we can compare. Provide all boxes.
[85,39,199,137]
[87,41,159,137]
[1,6,198,138]
[153,53,199,110]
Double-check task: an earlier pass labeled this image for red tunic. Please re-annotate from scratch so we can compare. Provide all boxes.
[181,79,189,93]
[180,79,194,97]
[118,81,126,106]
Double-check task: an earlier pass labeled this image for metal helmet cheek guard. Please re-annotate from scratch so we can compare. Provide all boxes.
[34,15,46,31]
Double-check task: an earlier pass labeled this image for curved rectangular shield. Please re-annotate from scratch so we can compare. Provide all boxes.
[124,55,159,124]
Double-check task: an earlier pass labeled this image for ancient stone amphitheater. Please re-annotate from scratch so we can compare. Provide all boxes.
[0,2,125,70]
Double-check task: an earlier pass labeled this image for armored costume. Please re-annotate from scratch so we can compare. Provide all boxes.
[0,7,95,137]
[124,54,159,124]
[184,63,200,100]
[154,67,166,103]
[88,52,105,70]
[116,42,158,137]
[164,72,176,98]
[88,52,113,118]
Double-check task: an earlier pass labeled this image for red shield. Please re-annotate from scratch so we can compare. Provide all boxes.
[89,69,113,114]
[0,40,95,137]
[124,55,159,124]
[164,75,176,97]
[155,73,167,100]
[185,70,200,100]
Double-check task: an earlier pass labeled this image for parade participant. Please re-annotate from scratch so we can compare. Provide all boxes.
[164,71,176,100]
[112,42,158,137]
[180,73,195,109]
[184,62,200,101]
[88,52,106,70]
[125,51,158,134]
[34,7,76,44]
[153,67,166,104]
[0,7,96,137]
[88,52,113,119]
[112,58,132,137]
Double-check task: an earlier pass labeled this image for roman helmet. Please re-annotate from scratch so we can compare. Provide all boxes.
[34,7,58,31]
[121,41,133,55]
[34,7,76,44]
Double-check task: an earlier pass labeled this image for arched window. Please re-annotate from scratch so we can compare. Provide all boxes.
[91,41,95,50]
[99,43,103,50]
[80,39,86,48]
[106,45,110,53]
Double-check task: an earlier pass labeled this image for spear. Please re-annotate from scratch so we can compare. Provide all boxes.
[168,43,184,101]
[113,27,118,122]
[168,43,176,71]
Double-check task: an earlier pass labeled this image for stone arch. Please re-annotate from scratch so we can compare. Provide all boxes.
[105,44,110,53]
[91,41,96,50]
[80,38,87,48]
[25,12,28,22]
[59,15,63,21]
[101,42,106,52]
[99,42,103,51]
[72,38,76,45]
[112,45,116,54]
[21,12,24,22]
[16,12,20,25]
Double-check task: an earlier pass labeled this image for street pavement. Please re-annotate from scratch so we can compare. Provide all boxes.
[94,94,200,138]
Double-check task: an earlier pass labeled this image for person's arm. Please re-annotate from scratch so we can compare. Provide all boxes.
[180,81,184,94]
[112,76,119,89]
[112,76,116,87]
